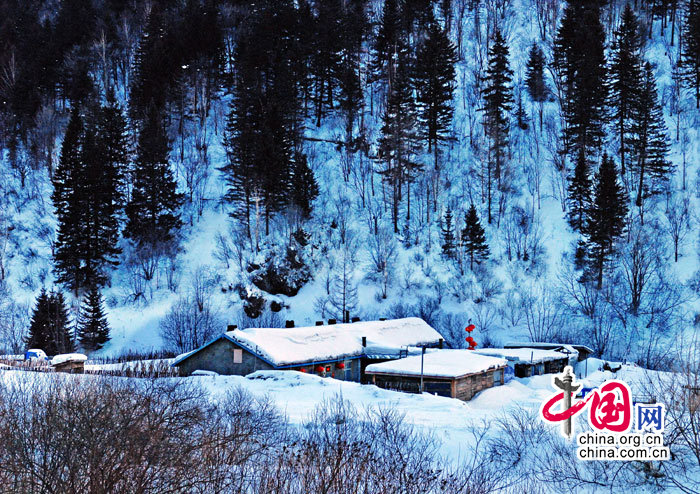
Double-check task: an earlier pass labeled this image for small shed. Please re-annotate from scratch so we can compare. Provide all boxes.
[503,342,594,365]
[364,349,507,401]
[51,353,87,373]
[473,348,568,378]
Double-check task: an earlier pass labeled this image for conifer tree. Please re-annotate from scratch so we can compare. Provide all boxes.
[336,0,368,141]
[124,105,183,247]
[631,62,671,223]
[441,208,456,258]
[553,0,608,161]
[515,86,529,131]
[53,102,125,293]
[25,289,74,355]
[220,3,301,238]
[25,288,52,352]
[310,0,343,126]
[567,149,593,231]
[52,108,83,290]
[97,90,129,221]
[130,8,171,121]
[77,285,111,351]
[289,153,319,220]
[462,204,489,270]
[609,4,643,177]
[481,29,513,224]
[584,154,628,289]
[682,0,700,107]
[371,0,404,84]
[525,43,548,128]
[377,55,422,233]
[414,19,457,168]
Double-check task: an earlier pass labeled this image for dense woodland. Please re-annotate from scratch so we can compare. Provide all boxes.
[0,0,699,366]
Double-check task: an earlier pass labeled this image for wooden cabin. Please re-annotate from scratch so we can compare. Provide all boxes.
[364,349,507,401]
[503,342,594,365]
[50,353,87,374]
[473,348,569,378]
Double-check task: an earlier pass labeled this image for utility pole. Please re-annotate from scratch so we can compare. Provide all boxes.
[419,346,426,393]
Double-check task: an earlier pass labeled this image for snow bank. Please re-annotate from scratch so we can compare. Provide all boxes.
[226,317,443,366]
[474,348,567,364]
[51,353,88,366]
[365,349,507,379]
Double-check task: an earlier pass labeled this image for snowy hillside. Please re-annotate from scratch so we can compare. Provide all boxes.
[0,0,698,369]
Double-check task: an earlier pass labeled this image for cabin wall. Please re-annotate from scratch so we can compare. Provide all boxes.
[370,368,505,402]
[178,339,274,376]
[369,375,454,397]
[453,368,503,401]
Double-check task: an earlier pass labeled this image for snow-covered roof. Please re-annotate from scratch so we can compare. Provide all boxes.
[503,342,594,355]
[174,317,444,368]
[227,317,443,367]
[365,349,507,379]
[473,348,567,364]
[51,353,87,366]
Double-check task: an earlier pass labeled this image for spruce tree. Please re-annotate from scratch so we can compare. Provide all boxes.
[480,29,513,224]
[77,286,111,351]
[52,108,83,290]
[441,208,456,258]
[525,43,548,128]
[515,86,529,131]
[97,89,129,222]
[124,105,183,247]
[48,291,74,355]
[631,62,671,222]
[289,153,319,220]
[609,4,643,177]
[130,8,171,121]
[553,0,608,161]
[567,149,593,231]
[25,288,52,351]
[414,19,457,168]
[79,128,122,287]
[336,0,368,141]
[682,0,700,107]
[462,204,489,270]
[371,0,404,84]
[25,289,73,355]
[377,55,422,233]
[220,3,301,238]
[310,0,343,126]
[584,154,628,289]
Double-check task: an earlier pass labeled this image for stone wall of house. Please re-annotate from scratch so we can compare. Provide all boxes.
[178,339,274,376]
[287,358,361,382]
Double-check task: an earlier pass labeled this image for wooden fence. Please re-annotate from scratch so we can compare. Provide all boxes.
[0,359,180,379]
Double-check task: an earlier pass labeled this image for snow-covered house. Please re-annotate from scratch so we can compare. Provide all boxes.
[503,342,594,365]
[473,348,568,378]
[364,349,507,401]
[173,317,444,380]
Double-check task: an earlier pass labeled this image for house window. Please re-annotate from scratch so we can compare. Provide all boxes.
[493,369,503,385]
[233,349,243,364]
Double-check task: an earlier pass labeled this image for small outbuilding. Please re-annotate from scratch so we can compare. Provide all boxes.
[503,342,594,365]
[473,348,568,378]
[51,353,87,373]
[173,317,444,380]
[364,349,507,401]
